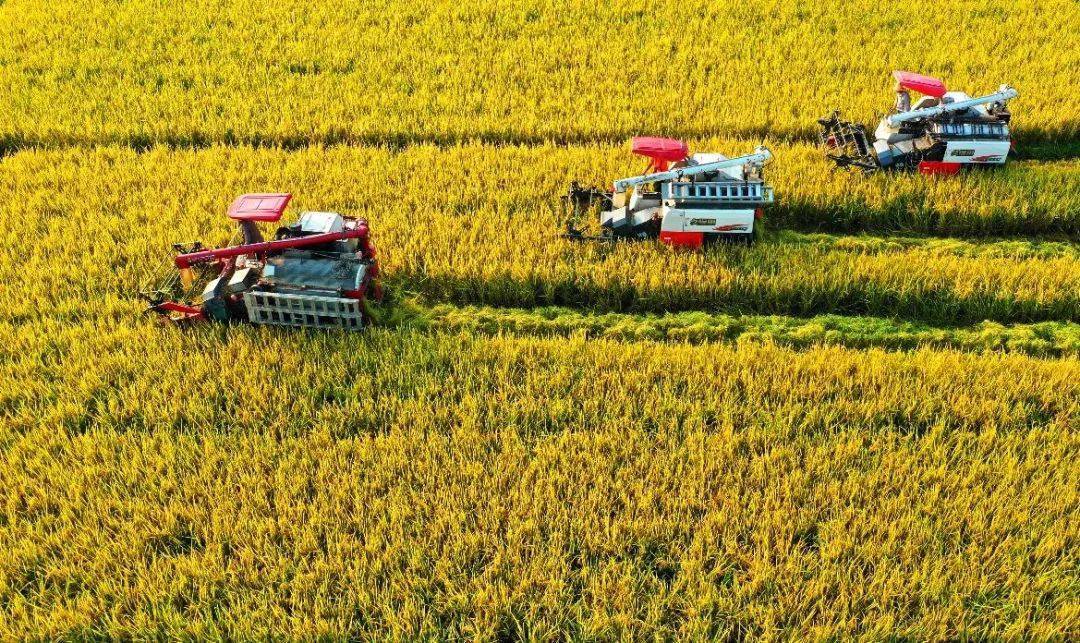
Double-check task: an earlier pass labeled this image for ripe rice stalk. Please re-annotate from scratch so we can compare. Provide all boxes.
[0,1,1077,148]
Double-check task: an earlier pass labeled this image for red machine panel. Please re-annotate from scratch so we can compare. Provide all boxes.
[892,71,947,97]
[631,137,689,162]
[918,161,962,176]
[659,230,703,249]
[227,193,293,222]
[631,137,689,170]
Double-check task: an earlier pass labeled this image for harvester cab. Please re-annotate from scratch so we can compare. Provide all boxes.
[819,71,1017,175]
[564,137,774,248]
[143,193,381,330]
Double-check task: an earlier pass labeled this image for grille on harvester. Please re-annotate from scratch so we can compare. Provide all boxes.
[244,292,364,329]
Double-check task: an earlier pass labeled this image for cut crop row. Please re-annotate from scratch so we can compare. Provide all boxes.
[400,301,1080,358]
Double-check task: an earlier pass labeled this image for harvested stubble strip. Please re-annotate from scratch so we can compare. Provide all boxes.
[404,302,1080,358]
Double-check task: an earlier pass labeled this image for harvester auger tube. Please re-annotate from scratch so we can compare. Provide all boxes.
[820,71,1017,175]
[562,137,775,249]
[147,193,382,331]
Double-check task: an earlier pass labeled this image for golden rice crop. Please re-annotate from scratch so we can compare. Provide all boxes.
[1,322,1077,638]
[2,0,1079,638]
[0,0,1077,148]
[2,145,1077,327]
[2,138,1075,634]
[760,144,1080,236]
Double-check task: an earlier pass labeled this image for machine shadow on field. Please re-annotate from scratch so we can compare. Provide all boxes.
[1,122,1079,162]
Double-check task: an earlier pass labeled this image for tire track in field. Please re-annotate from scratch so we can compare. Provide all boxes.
[390,300,1080,359]
[383,231,1080,328]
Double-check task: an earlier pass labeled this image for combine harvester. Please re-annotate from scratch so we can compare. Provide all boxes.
[144,193,381,330]
[565,137,774,248]
[819,71,1017,175]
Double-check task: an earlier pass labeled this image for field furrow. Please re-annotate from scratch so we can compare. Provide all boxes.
[400,302,1080,358]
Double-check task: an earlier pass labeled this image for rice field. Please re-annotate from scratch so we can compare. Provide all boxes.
[3,146,1078,328]
[2,325,1078,638]
[1,0,1078,639]
[0,0,1078,147]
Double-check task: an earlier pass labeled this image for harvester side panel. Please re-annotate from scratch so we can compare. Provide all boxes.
[243,291,365,329]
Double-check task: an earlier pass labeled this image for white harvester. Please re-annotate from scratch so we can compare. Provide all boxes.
[565,137,774,248]
[819,71,1017,174]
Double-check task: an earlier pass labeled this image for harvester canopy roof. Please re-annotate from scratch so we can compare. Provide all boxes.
[892,70,947,98]
[228,193,293,222]
[631,137,689,162]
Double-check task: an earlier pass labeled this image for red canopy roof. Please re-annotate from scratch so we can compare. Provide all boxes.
[630,137,689,163]
[892,71,947,98]
[227,193,293,222]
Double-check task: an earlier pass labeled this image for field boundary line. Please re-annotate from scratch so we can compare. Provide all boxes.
[2,132,1079,162]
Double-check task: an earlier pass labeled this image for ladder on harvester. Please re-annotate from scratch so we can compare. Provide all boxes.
[663,181,775,204]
